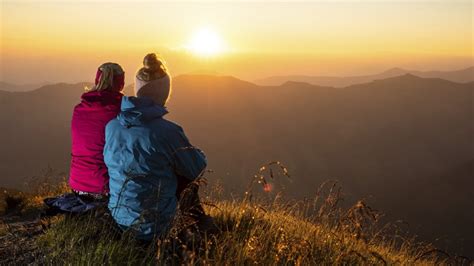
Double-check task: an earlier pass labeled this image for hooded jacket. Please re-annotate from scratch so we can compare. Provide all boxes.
[104,96,207,240]
[69,90,123,194]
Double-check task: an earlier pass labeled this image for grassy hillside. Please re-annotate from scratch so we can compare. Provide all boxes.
[0,170,466,265]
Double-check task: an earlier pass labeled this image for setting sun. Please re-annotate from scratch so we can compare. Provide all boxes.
[186,27,225,57]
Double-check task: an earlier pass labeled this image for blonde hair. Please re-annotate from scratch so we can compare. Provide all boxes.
[85,63,124,92]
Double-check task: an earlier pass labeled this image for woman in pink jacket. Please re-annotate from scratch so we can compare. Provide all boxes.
[69,63,125,198]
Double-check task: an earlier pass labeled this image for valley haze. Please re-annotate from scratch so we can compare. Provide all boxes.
[0,69,472,256]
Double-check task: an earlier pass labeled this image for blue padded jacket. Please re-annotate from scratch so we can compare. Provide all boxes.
[104,96,206,240]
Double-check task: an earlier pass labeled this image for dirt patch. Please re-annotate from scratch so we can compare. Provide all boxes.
[0,217,46,265]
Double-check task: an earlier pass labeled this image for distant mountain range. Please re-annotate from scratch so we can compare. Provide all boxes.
[255,66,474,87]
[0,73,472,255]
[3,66,473,92]
[0,81,52,92]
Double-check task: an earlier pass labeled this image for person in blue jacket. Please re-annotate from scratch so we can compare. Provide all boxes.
[104,53,208,240]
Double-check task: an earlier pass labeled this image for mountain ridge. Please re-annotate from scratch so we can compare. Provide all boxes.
[3,66,473,93]
[255,66,474,87]
[1,73,470,95]
[0,81,51,92]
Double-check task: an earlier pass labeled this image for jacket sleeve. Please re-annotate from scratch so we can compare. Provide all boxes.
[169,127,207,181]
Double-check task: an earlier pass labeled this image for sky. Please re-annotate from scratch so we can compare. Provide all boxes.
[1,0,473,84]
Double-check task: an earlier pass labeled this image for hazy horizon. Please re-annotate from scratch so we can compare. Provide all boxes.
[1,0,473,84]
[1,65,473,87]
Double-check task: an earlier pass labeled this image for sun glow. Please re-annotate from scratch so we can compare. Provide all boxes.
[186,27,225,57]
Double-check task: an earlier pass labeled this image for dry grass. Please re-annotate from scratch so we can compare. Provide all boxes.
[31,198,449,265]
[1,163,470,265]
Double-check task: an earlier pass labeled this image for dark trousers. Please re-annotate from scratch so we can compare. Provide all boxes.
[176,175,205,217]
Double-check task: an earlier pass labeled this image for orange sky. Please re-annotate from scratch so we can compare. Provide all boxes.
[1,1,473,84]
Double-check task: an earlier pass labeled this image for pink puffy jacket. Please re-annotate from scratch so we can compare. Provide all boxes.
[69,90,123,194]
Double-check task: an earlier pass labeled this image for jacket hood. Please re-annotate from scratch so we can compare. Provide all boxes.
[117,96,168,127]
